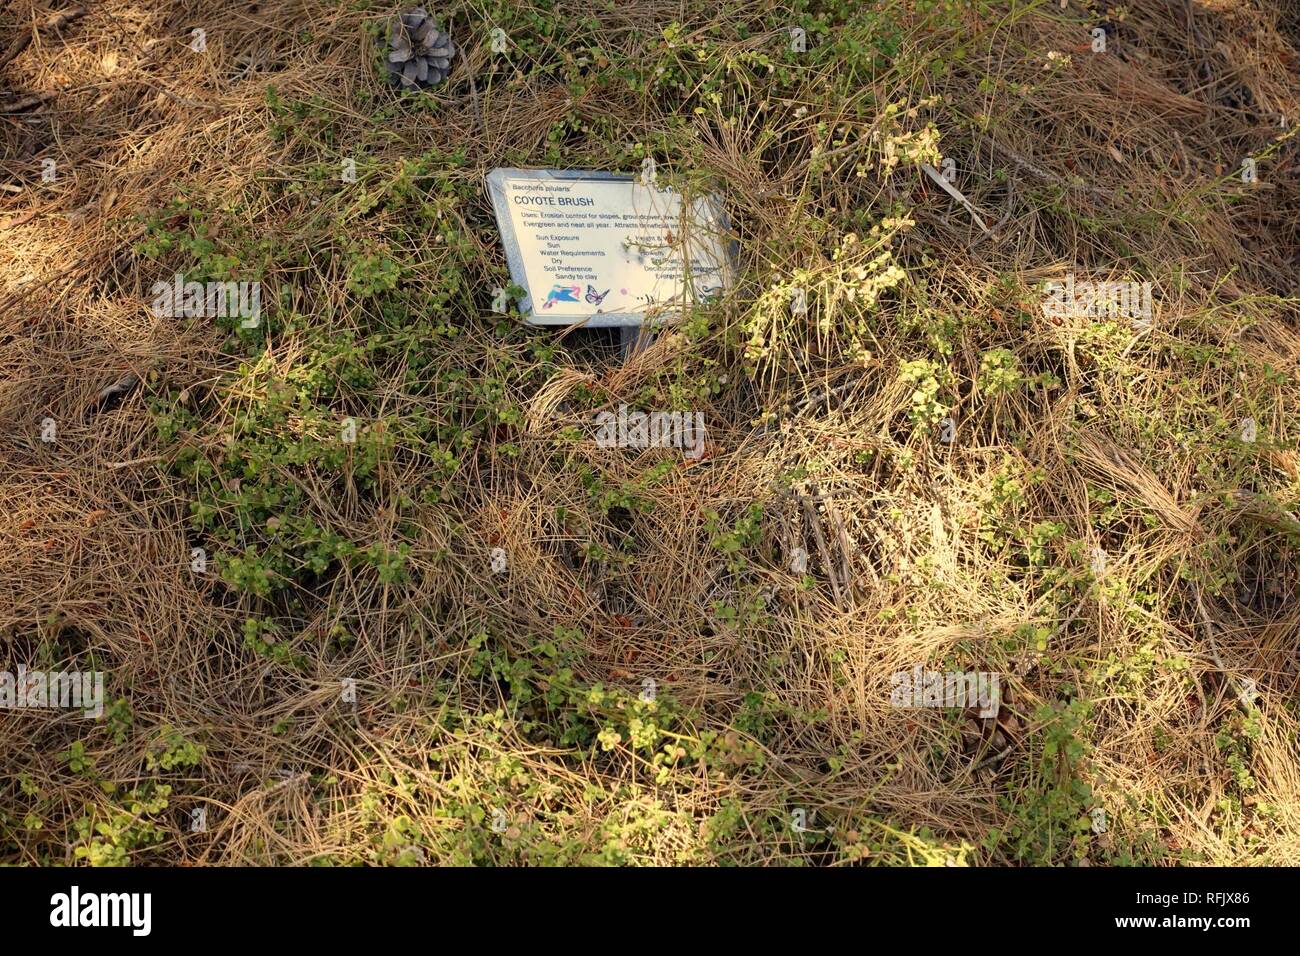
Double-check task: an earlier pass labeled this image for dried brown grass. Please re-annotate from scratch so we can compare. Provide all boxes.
[2,0,1299,865]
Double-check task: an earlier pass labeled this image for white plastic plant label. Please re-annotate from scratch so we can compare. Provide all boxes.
[486,167,731,327]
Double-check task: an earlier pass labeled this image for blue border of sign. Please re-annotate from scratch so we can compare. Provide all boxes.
[486,167,732,328]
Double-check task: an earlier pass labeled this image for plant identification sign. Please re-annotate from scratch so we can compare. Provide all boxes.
[487,168,730,327]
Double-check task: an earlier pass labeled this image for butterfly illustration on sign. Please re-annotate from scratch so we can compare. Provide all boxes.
[542,283,582,309]
[585,284,609,306]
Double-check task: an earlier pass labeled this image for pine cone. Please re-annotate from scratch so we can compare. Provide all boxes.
[384,8,456,89]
